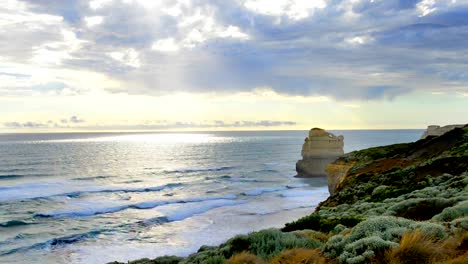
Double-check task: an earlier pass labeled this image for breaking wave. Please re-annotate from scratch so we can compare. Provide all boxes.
[164,166,235,173]
[35,194,238,218]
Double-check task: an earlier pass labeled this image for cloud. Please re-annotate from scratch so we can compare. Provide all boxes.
[4,121,48,128]
[3,116,86,129]
[2,0,468,101]
[84,15,103,27]
[70,115,85,123]
[85,120,297,130]
[3,118,296,130]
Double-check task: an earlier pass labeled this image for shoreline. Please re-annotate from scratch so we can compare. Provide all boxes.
[113,125,467,264]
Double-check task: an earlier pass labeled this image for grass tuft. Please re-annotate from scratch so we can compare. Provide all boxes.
[269,248,327,264]
[227,252,265,264]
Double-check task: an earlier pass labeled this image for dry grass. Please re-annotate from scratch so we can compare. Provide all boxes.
[441,252,468,264]
[294,230,331,243]
[227,252,266,264]
[384,230,442,264]
[269,248,327,264]
[375,230,468,264]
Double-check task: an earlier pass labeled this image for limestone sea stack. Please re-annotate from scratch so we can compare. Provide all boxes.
[295,128,344,177]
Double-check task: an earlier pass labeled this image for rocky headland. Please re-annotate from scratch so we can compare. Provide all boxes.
[296,128,344,178]
[112,125,467,264]
[421,124,465,139]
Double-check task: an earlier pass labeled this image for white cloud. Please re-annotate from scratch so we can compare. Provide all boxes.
[84,16,104,27]
[244,0,327,20]
[162,0,191,17]
[89,0,113,10]
[345,35,374,45]
[0,1,62,28]
[107,48,141,68]
[152,38,180,52]
[31,30,86,66]
[217,26,249,40]
[417,0,437,17]
[175,8,250,49]
[183,29,207,48]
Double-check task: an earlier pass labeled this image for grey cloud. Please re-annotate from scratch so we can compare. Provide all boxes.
[3,119,296,130]
[4,116,86,129]
[0,72,31,78]
[6,0,468,100]
[70,116,85,123]
[4,122,48,128]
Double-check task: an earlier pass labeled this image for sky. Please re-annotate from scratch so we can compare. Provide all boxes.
[1,0,467,132]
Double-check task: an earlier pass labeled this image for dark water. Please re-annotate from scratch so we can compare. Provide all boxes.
[0,130,423,263]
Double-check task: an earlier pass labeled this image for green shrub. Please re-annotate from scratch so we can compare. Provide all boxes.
[386,198,456,220]
[450,217,468,232]
[408,222,447,240]
[113,256,184,264]
[282,213,363,232]
[340,236,398,264]
[243,229,320,259]
[433,201,468,221]
[323,217,409,263]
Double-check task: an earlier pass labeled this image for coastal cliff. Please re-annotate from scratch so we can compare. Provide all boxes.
[421,124,465,139]
[296,128,344,177]
[113,125,468,264]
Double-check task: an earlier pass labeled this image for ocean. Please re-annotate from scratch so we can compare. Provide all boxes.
[0,130,423,264]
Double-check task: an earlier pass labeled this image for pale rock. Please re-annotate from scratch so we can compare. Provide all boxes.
[421,124,465,139]
[295,128,344,177]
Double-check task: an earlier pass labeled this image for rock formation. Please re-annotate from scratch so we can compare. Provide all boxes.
[326,124,467,196]
[421,124,465,139]
[296,128,344,177]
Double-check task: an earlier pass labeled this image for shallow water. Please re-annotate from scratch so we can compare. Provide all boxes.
[0,130,423,263]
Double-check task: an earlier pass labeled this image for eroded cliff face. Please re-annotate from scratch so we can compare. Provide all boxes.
[325,161,354,195]
[295,128,344,177]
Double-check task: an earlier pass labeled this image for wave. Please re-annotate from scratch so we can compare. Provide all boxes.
[279,189,325,198]
[286,184,310,188]
[242,187,288,196]
[242,184,309,196]
[164,166,235,173]
[263,162,281,166]
[0,220,32,228]
[166,199,244,221]
[0,182,182,201]
[0,230,101,256]
[0,173,50,180]
[253,169,279,173]
[0,174,25,180]
[72,176,112,181]
[143,199,245,225]
[3,199,245,255]
[63,183,184,198]
[228,177,274,183]
[35,194,238,218]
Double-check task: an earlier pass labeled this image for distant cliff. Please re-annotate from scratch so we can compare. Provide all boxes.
[296,128,344,177]
[421,124,465,139]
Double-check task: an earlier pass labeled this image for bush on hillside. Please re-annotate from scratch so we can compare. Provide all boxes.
[282,213,363,233]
